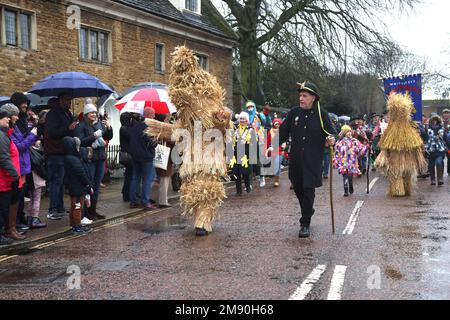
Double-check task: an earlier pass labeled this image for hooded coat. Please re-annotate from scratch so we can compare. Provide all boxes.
[63,137,92,197]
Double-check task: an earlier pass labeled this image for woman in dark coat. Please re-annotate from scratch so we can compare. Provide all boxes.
[74,101,113,220]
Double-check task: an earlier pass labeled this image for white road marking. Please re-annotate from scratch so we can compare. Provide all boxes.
[327,265,347,300]
[369,177,379,192]
[342,201,364,235]
[0,255,17,263]
[289,264,327,300]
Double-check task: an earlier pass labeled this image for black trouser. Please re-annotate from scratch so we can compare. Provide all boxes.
[235,173,251,193]
[292,180,316,227]
[121,164,133,201]
[447,153,450,175]
[16,182,27,224]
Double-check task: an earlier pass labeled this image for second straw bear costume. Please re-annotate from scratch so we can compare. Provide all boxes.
[374,92,427,196]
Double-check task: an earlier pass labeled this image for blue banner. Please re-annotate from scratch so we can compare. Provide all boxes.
[383,74,422,122]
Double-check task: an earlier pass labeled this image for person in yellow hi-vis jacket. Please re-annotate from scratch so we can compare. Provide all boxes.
[229,112,256,196]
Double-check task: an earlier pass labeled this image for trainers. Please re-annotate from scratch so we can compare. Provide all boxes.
[30,217,47,229]
[16,224,30,232]
[71,225,92,235]
[47,212,62,220]
[259,177,266,188]
[81,217,93,225]
[0,234,14,246]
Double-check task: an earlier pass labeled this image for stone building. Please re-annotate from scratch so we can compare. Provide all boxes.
[0,0,237,106]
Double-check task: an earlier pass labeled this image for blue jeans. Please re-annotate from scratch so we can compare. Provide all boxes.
[47,155,65,213]
[88,160,105,203]
[274,155,282,176]
[130,160,155,205]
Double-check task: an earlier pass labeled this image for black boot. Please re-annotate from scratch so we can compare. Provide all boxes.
[298,226,310,238]
[235,179,242,196]
[437,166,444,185]
[349,179,354,194]
[343,177,349,197]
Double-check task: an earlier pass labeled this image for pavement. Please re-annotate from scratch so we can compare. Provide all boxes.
[0,177,184,255]
[0,172,276,256]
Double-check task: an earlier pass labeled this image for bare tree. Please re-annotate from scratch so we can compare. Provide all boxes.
[220,0,417,104]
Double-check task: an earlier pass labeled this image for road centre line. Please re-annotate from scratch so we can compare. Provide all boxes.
[327,265,347,300]
[289,264,327,300]
[369,177,379,192]
[342,201,364,235]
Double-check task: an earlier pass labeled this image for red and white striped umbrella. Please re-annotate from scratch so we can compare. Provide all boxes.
[114,88,177,115]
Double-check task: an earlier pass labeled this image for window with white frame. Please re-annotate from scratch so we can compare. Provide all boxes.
[195,53,208,71]
[155,43,165,72]
[79,26,110,63]
[185,0,199,13]
[0,6,34,49]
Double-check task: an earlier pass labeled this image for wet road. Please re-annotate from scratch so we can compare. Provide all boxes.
[0,170,449,300]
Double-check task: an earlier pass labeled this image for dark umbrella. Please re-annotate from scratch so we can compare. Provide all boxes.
[118,82,167,99]
[28,71,114,98]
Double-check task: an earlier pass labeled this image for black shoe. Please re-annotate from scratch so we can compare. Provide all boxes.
[158,204,172,208]
[323,175,328,179]
[298,226,310,238]
[0,234,14,246]
[344,192,349,197]
[195,228,209,237]
[236,191,242,196]
[349,184,354,194]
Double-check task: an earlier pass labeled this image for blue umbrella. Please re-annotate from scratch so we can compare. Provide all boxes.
[28,71,114,98]
[0,96,10,107]
[119,82,167,99]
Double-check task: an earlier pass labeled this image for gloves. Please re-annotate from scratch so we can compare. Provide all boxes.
[94,129,103,138]
[91,140,99,149]
[11,177,20,190]
[30,127,38,136]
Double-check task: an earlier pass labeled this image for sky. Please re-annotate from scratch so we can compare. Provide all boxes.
[210,0,450,99]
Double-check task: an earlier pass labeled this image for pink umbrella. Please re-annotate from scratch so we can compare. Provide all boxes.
[114,88,177,115]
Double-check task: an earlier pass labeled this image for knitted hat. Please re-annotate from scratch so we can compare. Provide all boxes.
[0,103,20,116]
[83,98,97,115]
[246,101,256,109]
[10,92,29,108]
[296,81,320,99]
[442,108,450,114]
[340,125,352,135]
[238,111,249,122]
[272,118,282,126]
[0,109,9,119]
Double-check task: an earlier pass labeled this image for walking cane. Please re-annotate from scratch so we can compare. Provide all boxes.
[366,145,371,194]
[329,145,335,234]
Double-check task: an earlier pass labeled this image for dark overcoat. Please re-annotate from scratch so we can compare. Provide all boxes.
[280,105,336,188]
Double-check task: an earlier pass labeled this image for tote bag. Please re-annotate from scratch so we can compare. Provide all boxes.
[153,144,171,170]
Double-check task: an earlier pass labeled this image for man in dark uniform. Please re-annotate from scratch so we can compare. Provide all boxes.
[279,81,336,238]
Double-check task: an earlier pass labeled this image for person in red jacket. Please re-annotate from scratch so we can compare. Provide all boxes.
[0,104,25,243]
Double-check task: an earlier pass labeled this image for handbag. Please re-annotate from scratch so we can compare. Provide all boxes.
[29,147,47,180]
[119,151,132,166]
[153,144,171,170]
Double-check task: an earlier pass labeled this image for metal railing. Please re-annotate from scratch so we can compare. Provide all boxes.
[106,144,122,170]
